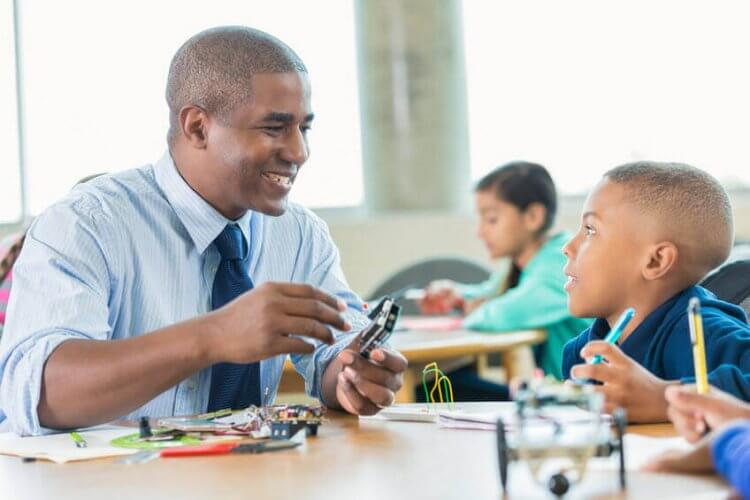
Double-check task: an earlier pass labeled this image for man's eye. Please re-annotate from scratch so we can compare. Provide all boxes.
[264,126,284,132]
[301,125,312,134]
[584,224,596,236]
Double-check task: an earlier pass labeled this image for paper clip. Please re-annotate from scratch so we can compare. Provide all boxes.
[421,362,454,406]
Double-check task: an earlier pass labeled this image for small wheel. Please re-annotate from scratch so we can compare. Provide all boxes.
[548,473,570,497]
[496,418,509,492]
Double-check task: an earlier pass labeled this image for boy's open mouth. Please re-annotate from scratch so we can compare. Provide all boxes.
[564,274,578,292]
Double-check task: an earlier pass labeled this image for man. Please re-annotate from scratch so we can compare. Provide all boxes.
[0,26,406,435]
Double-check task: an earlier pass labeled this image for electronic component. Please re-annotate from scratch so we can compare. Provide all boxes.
[359,296,401,359]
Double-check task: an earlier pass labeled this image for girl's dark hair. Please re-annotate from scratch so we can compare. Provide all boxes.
[475,161,558,291]
[475,161,557,234]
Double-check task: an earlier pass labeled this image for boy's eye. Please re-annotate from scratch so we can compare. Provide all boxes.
[584,224,596,236]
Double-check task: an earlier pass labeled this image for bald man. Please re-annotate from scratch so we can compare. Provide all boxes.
[0,26,406,435]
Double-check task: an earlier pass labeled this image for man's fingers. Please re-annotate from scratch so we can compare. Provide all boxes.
[570,362,619,384]
[339,351,402,390]
[580,341,628,365]
[343,362,403,392]
[275,283,346,311]
[282,297,350,332]
[275,337,316,355]
[368,348,408,373]
[278,317,336,345]
[343,367,396,407]
[337,372,380,415]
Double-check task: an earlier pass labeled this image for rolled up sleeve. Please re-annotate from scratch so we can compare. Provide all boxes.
[0,197,116,435]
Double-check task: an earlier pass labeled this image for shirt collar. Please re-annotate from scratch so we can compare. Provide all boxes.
[153,151,253,255]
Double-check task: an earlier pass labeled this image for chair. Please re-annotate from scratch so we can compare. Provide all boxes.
[367,256,492,315]
[700,259,750,317]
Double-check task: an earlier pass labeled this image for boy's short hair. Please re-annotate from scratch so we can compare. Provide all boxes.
[605,161,734,283]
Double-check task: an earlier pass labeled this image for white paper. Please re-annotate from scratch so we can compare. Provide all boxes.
[437,405,611,431]
[0,425,138,463]
[588,434,692,471]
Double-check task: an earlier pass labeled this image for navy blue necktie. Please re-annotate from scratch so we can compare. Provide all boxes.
[206,224,261,411]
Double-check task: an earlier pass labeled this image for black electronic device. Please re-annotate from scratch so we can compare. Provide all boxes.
[358,296,401,359]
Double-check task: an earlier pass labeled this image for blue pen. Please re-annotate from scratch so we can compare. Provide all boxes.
[590,307,635,364]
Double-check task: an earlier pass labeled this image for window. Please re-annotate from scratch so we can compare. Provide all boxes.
[17,0,362,216]
[463,0,750,194]
[0,0,21,223]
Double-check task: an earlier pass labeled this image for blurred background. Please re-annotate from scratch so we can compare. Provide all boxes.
[1,0,750,299]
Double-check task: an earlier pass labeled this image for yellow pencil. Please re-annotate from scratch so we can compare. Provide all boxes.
[688,297,709,394]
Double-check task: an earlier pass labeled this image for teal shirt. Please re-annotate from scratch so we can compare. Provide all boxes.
[458,232,592,379]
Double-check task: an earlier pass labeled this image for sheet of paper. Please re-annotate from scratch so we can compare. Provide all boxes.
[0,425,138,463]
[588,434,692,471]
[437,405,611,431]
[360,402,500,423]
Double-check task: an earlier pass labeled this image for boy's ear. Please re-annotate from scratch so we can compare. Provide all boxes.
[178,105,210,149]
[523,202,547,233]
[642,241,679,281]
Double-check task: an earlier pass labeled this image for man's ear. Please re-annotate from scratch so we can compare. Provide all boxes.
[178,106,210,149]
[523,202,547,234]
[642,241,679,281]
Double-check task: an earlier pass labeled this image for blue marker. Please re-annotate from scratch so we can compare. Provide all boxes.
[590,307,635,365]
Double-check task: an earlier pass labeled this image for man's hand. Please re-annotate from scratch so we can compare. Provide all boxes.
[418,280,464,315]
[328,338,408,415]
[210,282,351,364]
[570,340,674,422]
[665,384,750,443]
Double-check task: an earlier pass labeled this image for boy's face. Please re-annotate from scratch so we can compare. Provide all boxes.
[563,179,649,321]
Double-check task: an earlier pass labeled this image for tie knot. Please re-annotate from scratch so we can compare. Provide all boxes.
[214,224,246,261]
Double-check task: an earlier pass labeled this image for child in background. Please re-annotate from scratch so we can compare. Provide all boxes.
[562,161,750,423]
[644,384,750,498]
[419,162,591,399]
[0,232,25,337]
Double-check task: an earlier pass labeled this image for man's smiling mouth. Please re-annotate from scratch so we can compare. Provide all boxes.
[262,172,293,187]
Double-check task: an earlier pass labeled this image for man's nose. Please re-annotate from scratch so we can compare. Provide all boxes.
[281,128,308,166]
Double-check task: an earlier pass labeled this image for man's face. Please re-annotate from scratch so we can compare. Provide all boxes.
[563,179,648,320]
[206,72,313,217]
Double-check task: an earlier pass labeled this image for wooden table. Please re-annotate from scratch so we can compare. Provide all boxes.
[0,403,728,499]
[282,326,548,402]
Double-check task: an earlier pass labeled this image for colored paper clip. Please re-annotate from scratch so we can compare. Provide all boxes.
[421,362,454,406]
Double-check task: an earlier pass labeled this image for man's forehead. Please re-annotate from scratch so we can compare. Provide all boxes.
[230,73,312,121]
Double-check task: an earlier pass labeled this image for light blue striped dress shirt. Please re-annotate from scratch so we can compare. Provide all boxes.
[0,152,368,436]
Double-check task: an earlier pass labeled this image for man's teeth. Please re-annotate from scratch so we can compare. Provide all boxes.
[266,173,292,186]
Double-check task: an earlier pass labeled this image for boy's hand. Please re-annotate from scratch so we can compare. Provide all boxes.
[570,340,674,422]
[333,339,408,416]
[641,434,714,474]
[665,384,750,443]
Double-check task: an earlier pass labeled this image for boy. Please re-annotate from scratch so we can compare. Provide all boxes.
[562,162,750,422]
